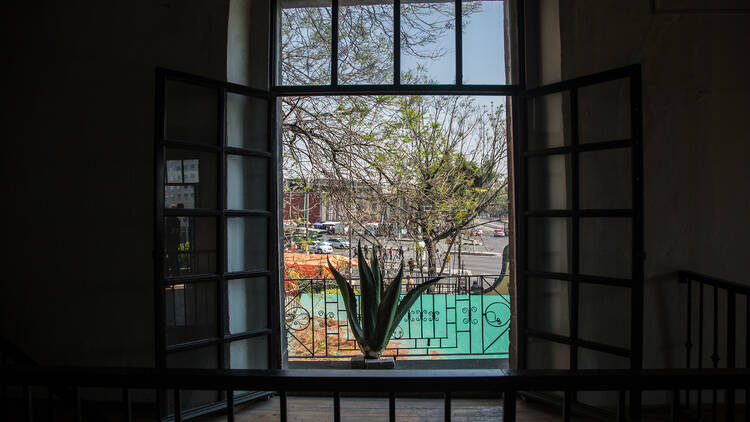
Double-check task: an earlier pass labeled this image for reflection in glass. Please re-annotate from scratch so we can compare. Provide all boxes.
[578,284,631,349]
[167,346,219,413]
[280,0,332,86]
[579,218,632,279]
[227,93,268,150]
[227,155,268,211]
[229,336,269,369]
[579,148,631,210]
[578,78,631,144]
[400,1,455,84]
[164,217,217,277]
[528,154,570,210]
[165,282,218,345]
[527,217,570,274]
[165,81,218,144]
[527,92,568,150]
[339,0,393,85]
[227,217,268,273]
[462,0,506,84]
[527,278,570,336]
[164,149,217,209]
[228,277,268,334]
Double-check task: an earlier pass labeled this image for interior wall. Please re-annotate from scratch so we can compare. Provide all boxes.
[1,0,235,367]
[558,0,750,371]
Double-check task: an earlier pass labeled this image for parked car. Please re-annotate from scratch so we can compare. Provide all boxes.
[493,229,506,237]
[472,229,483,236]
[311,241,333,254]
[328,238,350,249]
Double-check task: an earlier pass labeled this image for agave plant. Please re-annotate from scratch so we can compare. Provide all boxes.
[328,244,441,359]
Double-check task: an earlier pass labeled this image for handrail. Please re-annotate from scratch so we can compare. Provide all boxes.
[679,270,750,295]
[3,366,749,392]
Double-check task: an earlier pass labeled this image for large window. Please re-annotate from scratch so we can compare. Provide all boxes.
[276,0,521,91]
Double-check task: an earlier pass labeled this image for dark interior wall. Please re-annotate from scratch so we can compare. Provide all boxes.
[1,0,232,366]
[558,1,750,370]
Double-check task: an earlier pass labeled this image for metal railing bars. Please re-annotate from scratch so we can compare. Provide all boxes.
[679,270,749,422]
[3,367,750,422]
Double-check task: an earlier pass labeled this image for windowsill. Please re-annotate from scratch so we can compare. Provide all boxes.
[286,358,508,370]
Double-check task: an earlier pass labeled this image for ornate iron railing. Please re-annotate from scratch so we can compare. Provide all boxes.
[284,274,511,360]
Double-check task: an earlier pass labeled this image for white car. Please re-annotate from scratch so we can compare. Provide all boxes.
[328,238,350,249]
[311,242,333,254]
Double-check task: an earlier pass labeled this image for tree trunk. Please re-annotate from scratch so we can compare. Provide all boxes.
[424,238,437,277]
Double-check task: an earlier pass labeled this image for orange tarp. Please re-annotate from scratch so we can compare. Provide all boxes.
[283,253,361,279]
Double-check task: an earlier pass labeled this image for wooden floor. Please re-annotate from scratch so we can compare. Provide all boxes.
[196,395,596,422]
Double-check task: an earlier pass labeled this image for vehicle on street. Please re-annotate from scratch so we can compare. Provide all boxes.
[472,229,483,236]
[311,241,333,254]
[493,229,506,237]
[327,238,350,249]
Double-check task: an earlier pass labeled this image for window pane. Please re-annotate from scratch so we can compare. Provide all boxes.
[577,348,630,408]
[227,155,268,211]
[579,218,632,279]
[165,149,217,209]
[579,148,631,210]
[527,154,570,210]
[280,0,332,86]
[578,284,631,349]
[165,282,218,346]
[527,337,569,369]
[167,346,219,414]
[578,78,631,144]
[527,217,570,274]
[527,278,570,336]
[228,336,269,369]
[339,0,394,85]
[227,217,268,273]
[462,0,505,84]
[400,1,456,84]
[228,277,269,334]
[226,93,268,151]
[165,81,218,144]
[164,217,217,277]
[527,92,569,150]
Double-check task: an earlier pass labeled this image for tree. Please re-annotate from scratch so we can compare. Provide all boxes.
[280,1,507,276]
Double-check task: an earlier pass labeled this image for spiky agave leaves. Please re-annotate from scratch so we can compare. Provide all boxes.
[328,243,442,359]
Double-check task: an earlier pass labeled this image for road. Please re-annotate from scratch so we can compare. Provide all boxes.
[302,219,510,276]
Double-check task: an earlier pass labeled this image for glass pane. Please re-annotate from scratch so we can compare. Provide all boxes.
[527,337,569,369]
[165,149,217,209]
[228,277,269,334]
[527,217,570,273]
[164,217,217,277]
[527,92,568,150]
[165,282,218,346]
[280,0,332,85]
[165,81,218,144]
[578,78,631,144]
[226,93,268,151]
[339,0,393,85]
[167,346,219,413]
[228,336,269,369]
[227,217,268,273]
[578,284,631,349]
[400,1,456,84]
[579,218,632,279]
[527,278,570,336]
[462,0,505,84]
[579,148,631,209]
[527,154,570,210]
[577,348,630,409]
[227,155,268,210]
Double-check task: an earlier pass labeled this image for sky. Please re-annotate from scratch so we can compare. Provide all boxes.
[402,1,506,86]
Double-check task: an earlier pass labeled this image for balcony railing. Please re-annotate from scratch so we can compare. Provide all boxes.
[2,366,749,421]
[284,274,510,360]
